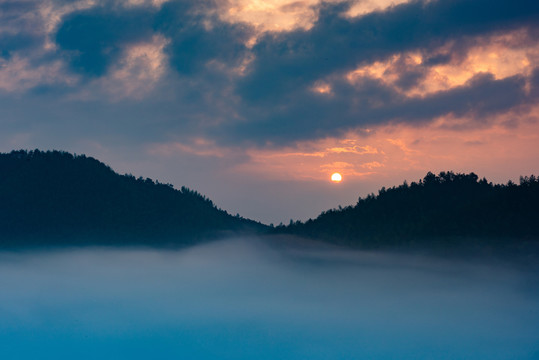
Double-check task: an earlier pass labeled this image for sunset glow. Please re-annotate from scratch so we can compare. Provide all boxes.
[0,0,537,224]
[2,2,539,358]
[331,172,343,182]
[345,30,539,98]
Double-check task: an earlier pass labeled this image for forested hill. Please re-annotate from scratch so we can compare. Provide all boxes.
[0,150,265,247]
[278,172,539,248]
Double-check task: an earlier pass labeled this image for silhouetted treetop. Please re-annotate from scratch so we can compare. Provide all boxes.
[278,171,539,247]
[0,150,264,247]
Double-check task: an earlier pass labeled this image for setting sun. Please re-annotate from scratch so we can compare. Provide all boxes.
[331,172,342,183]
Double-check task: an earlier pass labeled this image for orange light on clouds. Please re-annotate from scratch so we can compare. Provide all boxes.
[147,106,539,187]
[104,35,169,100]
[345,30,539,98]
[219,0,320,34]
[346,0,411,17]
[233,106,539,183]
[312,81,332,95]
[217,0,413,42]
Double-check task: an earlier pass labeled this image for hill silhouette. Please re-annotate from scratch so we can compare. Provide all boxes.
[0,150,265,247]
[277,171,539,249]
[2,150,538,252]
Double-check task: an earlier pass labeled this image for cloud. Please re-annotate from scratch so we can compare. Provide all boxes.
[230,105,539,184]
[155,0,252,76]
[55,6,157,76]
[2,0,539,225]
[1,0,539,150]
[0,55,76,92]
[238,0,539,101]
[175,0,534,145]
[0,0,51,61]
[346,30,539,98]
[53,1,252,78]
[226,70,534,145]
[68,34,171,100]
[0,0,97,92]
[215,0,415,38]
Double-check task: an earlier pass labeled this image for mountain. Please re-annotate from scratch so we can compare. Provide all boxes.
[0,150,265,247]
[3,150,538,252]
[277,171,539,249]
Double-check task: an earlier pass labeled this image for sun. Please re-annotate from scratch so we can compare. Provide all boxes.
[331,172,342,183]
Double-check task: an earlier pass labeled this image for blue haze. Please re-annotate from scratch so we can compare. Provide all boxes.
[0,237,538,359]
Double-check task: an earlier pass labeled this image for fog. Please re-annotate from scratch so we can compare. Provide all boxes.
[0,237,538,359]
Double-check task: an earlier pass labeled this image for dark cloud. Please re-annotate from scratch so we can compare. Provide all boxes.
[207,0,539,144]
[531,68,539,98]
[1,0,538,148]
[56,7,156,76]
[227,72,534,144]
[387,73,530,125]
[238,0,539,103]
[155,1,252,75]
[2,0,539,226]
[0,0,46,54]
[0,34,40,57]
[0,1,40,27]
[54,0,252,77]
[394,69,425,91]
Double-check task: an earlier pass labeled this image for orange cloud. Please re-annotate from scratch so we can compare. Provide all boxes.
[218,0,321,37]
[146,107,539,186]
[217,0,413,43]
[236,106,539,183]
[346,0,412,17]
[312,81,333,95]
[346,30,539,97]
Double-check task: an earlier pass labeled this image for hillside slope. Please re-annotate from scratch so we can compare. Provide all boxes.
[279,171,539,248]
[0,150,264,247]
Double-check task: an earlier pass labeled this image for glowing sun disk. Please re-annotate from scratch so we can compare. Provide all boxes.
[331,172,342,182]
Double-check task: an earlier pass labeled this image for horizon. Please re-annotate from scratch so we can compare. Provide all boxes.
[1,0,538,224]
[3,148,537,227]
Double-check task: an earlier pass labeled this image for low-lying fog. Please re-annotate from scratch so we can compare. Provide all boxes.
[0,237,538,359]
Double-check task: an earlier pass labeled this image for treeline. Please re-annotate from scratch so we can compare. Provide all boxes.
[3,150,537,249]
[278,171,539,247]
[0,150,264,247]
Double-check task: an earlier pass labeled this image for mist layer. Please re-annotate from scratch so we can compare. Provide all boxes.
[0,237,537,359]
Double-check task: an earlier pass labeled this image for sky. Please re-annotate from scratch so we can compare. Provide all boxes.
[1,0,538,224]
